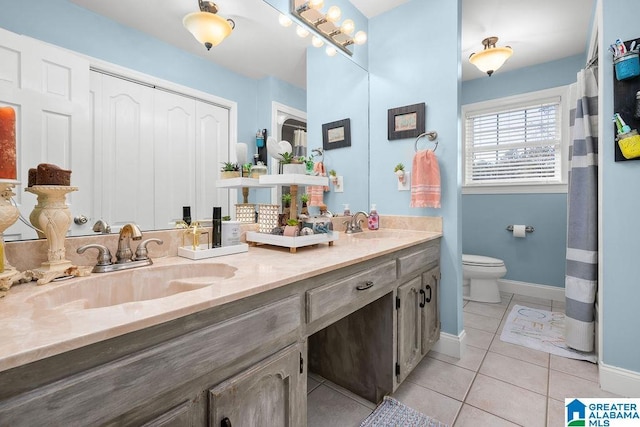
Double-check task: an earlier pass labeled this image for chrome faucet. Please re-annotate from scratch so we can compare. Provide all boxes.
[116,223,143,263]
[345,211,369,234]
[92,219,111,234]
[77,223,163,273]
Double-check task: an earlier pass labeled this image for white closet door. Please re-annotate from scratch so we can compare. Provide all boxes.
[195,101,230,221]
[153,90,196,228]
[95,73,155,232]
[0,28,91,240]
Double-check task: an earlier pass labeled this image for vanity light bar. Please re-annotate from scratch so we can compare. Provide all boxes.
[290,0,365,57]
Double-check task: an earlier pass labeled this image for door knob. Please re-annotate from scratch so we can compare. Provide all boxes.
[74,215,88,225]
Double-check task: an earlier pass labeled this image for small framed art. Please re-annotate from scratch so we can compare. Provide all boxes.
[387,103,426,140]
[322,118,351,150]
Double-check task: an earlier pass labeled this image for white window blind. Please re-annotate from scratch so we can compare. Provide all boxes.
[464,96,562,186]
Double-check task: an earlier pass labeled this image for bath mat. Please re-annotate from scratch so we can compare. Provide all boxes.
[500,304,597,363]
[360,396,448,427]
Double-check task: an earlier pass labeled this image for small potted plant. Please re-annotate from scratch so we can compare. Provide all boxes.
[281,192,292,208]
[303,156,315,174]
[220,161,240,179]
[283,218,300,237]
[328,169,339,185]
[280,152,305,175]
[241,163,252,178]
[394,163,405,183]
[300,193,310,216]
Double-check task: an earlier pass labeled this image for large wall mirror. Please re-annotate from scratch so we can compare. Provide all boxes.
[0,0,369,241]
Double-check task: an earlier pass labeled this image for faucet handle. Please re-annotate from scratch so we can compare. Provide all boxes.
[134,238,163,261]
[77,244,113,266]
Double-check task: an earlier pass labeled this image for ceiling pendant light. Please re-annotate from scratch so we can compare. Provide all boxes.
[183,0,235,51]
[469,36,513,76]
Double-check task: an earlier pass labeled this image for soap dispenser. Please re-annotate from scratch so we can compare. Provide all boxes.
[368,204,379,230]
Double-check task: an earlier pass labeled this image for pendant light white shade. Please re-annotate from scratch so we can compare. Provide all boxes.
[469,37,513,76]
[183,2,234,51]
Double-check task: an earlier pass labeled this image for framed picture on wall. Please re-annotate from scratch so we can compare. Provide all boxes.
[387,102,426,140]
[322,118,351,150]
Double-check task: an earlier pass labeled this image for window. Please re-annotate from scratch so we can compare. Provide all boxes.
[463,87,569,193]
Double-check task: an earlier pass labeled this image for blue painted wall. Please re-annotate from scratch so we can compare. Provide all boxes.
[307,48,369,213]
[601,0,640,374]
[461,55,584,288]
[462,54,585,105]
[367,0,462,336]
[462,194,567,286]
[0,0,305,155]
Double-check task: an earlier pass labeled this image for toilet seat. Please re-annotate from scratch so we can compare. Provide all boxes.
[462,254,504,267]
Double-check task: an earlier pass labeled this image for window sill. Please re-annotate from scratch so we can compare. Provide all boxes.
[462,183,568,195]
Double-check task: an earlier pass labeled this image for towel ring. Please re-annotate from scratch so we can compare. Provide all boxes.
[414,131,438,152]
[311,148,324,163]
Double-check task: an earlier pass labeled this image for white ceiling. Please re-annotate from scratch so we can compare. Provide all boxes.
[69,0,595,87]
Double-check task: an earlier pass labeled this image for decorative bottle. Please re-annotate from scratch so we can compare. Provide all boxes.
[368,204,379,230]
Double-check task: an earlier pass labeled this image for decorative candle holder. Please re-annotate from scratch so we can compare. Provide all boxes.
[0,179,22,295]
[25,185,78,274]
[258,204,279,233]
[235,203,256,223]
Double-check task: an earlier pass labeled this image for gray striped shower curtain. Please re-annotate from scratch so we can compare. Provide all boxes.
[565,67,598,353]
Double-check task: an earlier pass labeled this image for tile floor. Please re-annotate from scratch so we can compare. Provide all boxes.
[307,292,619,427]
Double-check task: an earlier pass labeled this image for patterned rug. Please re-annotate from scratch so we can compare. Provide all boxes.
[360,396,448,427]
[500,304,597,363]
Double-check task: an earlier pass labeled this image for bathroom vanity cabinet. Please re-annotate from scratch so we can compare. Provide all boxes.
[0,238,440,426]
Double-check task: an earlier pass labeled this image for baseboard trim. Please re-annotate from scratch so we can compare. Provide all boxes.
[599,362,640,397]
[498,279,565,302]
[432,330,466,359]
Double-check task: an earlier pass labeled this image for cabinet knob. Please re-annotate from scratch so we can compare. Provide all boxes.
[221,417,232,427]
[356,280,374,291]
[425,284,432,303]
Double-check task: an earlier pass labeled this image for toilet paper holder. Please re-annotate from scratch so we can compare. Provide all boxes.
[506,225,534,233]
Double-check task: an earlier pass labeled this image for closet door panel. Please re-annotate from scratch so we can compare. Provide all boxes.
[99,75,155,232]
[153,91,196,229]
[195,101,229,221]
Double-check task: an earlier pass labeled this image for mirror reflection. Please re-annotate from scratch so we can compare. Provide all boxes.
[0,0,371,242]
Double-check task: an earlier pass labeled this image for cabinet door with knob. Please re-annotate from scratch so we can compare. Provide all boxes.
[421,266,440,356]
[208,343,305,427]
[396,266,441,384]
[396,276,423,384]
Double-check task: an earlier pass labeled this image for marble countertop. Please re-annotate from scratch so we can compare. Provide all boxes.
[0,228,441,373]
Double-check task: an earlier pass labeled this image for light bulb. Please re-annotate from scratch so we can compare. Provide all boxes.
[325,46,337,57]
[312,36,324,48]
[278,14,292,27]
[354,30,367,45]
[309,0,324,10]
[340,19,354,35]
[326,6,341,22]
[296,25,310,38]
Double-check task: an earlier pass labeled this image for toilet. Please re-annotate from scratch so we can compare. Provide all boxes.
[462,254,507,303]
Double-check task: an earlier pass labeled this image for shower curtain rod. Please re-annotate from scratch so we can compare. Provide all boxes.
[283,123,307,130]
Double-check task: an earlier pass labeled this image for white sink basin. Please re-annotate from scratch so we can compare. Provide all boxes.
[350,230,405,240]
[27,263,237,310]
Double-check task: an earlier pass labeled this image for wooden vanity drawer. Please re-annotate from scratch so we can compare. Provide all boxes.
[306,260,396,323]
[0,296,301,426]
[397,239,440,278]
